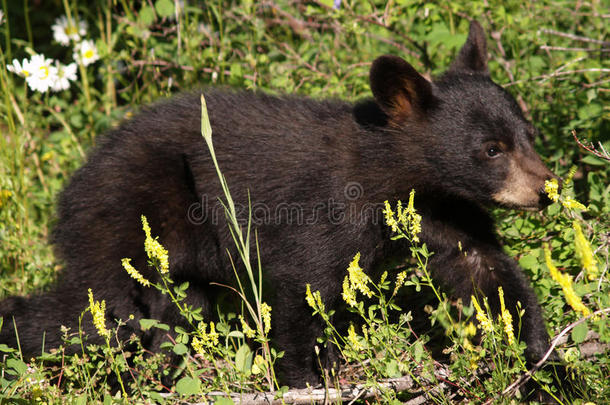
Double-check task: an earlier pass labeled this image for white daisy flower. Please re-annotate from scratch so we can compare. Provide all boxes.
[74,39,100,66]
[7,58,35,78]
[51,62,78,92]
[52,15,88,46]
[25,54,57,93]
[0,10,5,25]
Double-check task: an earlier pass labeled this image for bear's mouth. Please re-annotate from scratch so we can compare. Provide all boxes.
[492,157,555,211]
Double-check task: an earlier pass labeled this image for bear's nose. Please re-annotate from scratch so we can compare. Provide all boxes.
[538,188,553,208]
[538,176,562,208]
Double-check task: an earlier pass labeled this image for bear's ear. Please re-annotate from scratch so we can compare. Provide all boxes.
[369,55,434,124]
[449,20,489,74]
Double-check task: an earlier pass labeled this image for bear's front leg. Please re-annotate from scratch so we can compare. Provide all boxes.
[269,279,341,388]
[428,242,552,364]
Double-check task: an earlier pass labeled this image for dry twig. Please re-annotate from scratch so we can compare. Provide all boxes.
[572,130,610,162]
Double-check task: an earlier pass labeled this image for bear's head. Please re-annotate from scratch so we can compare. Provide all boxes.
[369,21,556,210]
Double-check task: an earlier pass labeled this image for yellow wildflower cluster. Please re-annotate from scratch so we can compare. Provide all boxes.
[342,253,373,307]
[573,222,599,281]
[87,289,110,339]
[383,200,400,233]
[544,178,587,211]
[544,245,591,317]
[342,277,357,307]
[544,179,560,202]
[471,295,494,333]
[463,322,477,338]
[141,215,169,274]
[192,321,219,354]
[240,315,256,338]
[305,284,325,312]
[460,321,480,369]
[191,336,205,355]
[362,324,369,342]
[393,270,408,296]
[402,190,422,242]
[347,324,364,351]
[0,190,12,208]
[121,258,150,287]
[562,196,587,211]
[497,287,515,345]
[383,190,422,242]
[563,165,578,187]
[261,302,272,334]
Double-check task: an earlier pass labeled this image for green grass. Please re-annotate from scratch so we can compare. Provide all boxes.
[0,0,608,403]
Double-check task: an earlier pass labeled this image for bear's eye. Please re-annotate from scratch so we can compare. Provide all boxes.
[486,145,502,158]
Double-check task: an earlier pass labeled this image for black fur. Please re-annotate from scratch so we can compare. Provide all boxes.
[1,21,559,389]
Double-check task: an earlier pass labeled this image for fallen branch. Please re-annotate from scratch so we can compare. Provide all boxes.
[155,363,457,404]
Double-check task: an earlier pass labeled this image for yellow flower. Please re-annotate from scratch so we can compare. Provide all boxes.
[471,295,494,333]
[87,289,110,339]
[393,270,408,296]
[346,253,373,298]
[305,284,324,312]
[192,336,205,355]
[261,302,272,334]
[141,215,169,274]
[464,322,477,337]
[497,287,515,345]
[563,166,578,187]
[0,190,12,208]
[562,196,587,211]
[240,315,256,339]
[544,245,591,317]
[385,191,422,242]
[347,324,363,351]
[341,276,357,307]
[196,321,219,347]
[121,258,150,287]
[401,190,422,242]
[544,179,559,202]
[573,222,598,281]
[383,200,399,233]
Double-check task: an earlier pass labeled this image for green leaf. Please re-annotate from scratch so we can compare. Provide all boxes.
[139,6,156,26]
[518,253,538,271]
[140,318,157,330]
[175,376,201,396]
[577,103,602,120]
[235,344,252,373]
[173,343,188,355]
[0,344,15,353]
[581,155,606,166]
[384,359,401,378]
[7,358,27,374]
[140,318,170,331]
[155,0,175,18]
[74,394,88,405]
[571,321,588,344]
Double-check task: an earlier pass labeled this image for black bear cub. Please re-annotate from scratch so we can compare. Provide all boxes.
[1,21,558,388]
